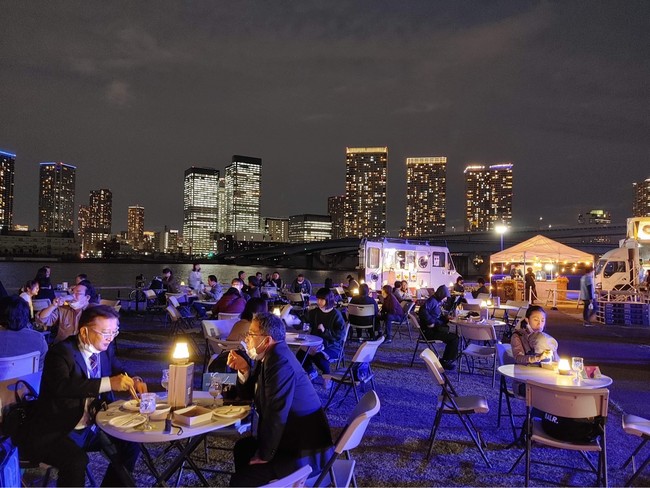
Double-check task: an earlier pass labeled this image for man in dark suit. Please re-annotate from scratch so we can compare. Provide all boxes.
[227,312,334,486]
[17,305,147,487]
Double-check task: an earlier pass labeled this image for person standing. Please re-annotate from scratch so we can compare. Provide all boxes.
[188,263,203,290]
[580,265,598,326]
[227,313,334,486]
[524,267,537,304]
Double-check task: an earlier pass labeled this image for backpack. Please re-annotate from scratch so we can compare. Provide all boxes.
[1,379,39,441]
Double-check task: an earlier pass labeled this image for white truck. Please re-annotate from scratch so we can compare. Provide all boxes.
[358,238,460,295]
[595,217,650,291]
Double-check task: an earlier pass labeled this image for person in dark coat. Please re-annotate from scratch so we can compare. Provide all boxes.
[227,313,334,486]
[418,285,459,370]
[212,279,247,316]
[379,284,404,344]
[16,305,147,487]
[524,267,537,304]
[349,283,379,339]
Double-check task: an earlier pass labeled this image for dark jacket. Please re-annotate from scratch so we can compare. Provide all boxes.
[212,288,247,315]
[419,295,448,328]
[237,341,333,473]
[290,279,312,296]
[307,307,346,359]
[380,293,404,320]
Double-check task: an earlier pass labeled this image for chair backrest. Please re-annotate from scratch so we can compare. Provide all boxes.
[457,322,497,342]
[206,337,242,354]
[218,312,241,321]
[261,286,279,298]
[347,303,375,318]
[261,464,312,488]
[334,287,346,296]
[336,390,381,454]
[145,289,158,300]
[166,305,181,321]
[496,342,515,366]
[350,336,384,363]
[420,348,445,386]
[99,299,119,307]
[168,295,181,308]
[285,292,304,303]
[0,372,42,424]
[408,312,421,330]
[0,352,40,380]
[279,304,293,320]
[525,381,609,419]
[476,293,491,301]
[401,301,415,315]
[202,319,237,339]
[31,298,51,312]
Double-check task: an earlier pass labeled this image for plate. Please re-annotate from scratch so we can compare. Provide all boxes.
[213,406,246,418]
[122,399,140,411]
[109,414,146,429]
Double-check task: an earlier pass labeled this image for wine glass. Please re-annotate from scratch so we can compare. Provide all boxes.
[571,357,584,384]
[139,393,157,430]
[161,369,169,396]
[208,377,222,408]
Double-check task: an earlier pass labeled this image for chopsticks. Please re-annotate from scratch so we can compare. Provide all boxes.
[123,372,139,400]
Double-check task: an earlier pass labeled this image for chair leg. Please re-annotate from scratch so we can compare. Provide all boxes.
[410,340,420,367]
[626,452,650,487]
[461,414,491,468]
[427,409,444,459]
[622,438,648,469]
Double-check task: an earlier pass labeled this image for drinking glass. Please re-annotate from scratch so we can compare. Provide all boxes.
[208,377,222,407]
[139,393,157,430]
[571,357,584,384]
[161,369,169,395]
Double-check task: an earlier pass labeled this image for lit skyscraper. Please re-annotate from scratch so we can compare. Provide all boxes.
[182,167,219,255]
[265,217,289,242]
[225,155,262,234]
[217,177,227,234]
[127,205,145,250]
[633,178,650,217]
[328,195,345,239]
[38,162,76,232]
[464,163,513,232]
[344,147,387,238]
[288,214,332,243]
[0,149,16,231]
[406,157,447,236]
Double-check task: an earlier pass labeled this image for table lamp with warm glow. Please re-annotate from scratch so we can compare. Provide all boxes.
[168,341,194,408]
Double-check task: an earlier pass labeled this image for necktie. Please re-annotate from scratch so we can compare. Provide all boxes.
[89,353,100,378]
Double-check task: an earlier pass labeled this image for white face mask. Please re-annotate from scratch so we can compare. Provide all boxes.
[246,337,267,361]
[80,331,101,354]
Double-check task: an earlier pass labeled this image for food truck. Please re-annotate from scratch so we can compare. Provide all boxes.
[359,238,460,295]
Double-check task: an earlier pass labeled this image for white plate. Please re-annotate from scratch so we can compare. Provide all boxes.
[109,414,146,429]
[122,399,140,411]
[213,406,246,418]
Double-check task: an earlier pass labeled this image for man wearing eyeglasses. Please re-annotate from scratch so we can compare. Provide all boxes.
[16,305,148,487]
[227,312,334,486]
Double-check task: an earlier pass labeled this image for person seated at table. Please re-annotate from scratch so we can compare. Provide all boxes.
[418,285,459,371]
[34,265,55,301]
[192,275,224,318]
[394,280,413,302]
[343,274,360,296]
[16,305,148,487]
[0,295,48,370]
[349,283,380,339]
[247,275,261,299]
[379,284,404,344]
[269,271,283,290]
[290,274,313,296]
[297,288,346,381]
[212,278,247,316]
[227,312,334,486]
[19,279,40,320]
[37,282,94,343]
[162,267,181,294]
[78,278,100,304]
[471,277,489,299]
[511,305,559,365]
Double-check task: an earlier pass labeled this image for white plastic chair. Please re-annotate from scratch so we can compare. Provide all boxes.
[346,304,376,340]
[409,313,444,367]
[31,298,51,313]
[496,343,525,442]
[218,312,241,321]
[262,465,312,488]
[621,414,650,486]
[0,351,40,381]
[309,390,381,488]
[420,348,491,468]
[201,319,240,371]
[392,301,415,340]
[456,321,498,387]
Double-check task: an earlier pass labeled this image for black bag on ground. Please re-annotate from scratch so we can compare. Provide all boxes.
[541,411,602,442]
[0,379,39,441]
[0,436,20,487]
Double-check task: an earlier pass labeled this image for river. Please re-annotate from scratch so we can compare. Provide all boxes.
[0,262,353,297]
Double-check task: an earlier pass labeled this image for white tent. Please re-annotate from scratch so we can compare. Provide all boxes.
[490,235,593,265]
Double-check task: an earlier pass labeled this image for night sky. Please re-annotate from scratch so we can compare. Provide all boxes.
[1,1,648,235]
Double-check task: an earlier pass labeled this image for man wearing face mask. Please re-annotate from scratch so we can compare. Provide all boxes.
[227,312,334,486]
[37,282,94,343]
[16,305,147,487]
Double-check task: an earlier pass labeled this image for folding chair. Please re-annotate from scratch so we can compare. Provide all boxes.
[392,302,415,340]
[144,289,166,321]
[621,413,650,486]
[496,343,525,442]
[0,351,40,380]
[324,337,384,410]
[262,465,312,488]
[166,306,201,359]
[409,313,444,367]
[329,322,351,372]
[456,322,498,387]
[218,312,241,321]
[201,319,239,371]
[509,381,609,487]
[419,348,491,468]
[309,390,381,488]
[346,304,376,341]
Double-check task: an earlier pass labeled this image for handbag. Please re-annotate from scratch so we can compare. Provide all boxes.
[1,379,39,441]
[0,436,20,488]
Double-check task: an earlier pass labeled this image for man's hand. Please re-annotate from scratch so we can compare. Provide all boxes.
[249,456,268,465]
[317,323,325,333]
[132,376,148,394]
[227,351,249,373]
[109,374,135,392]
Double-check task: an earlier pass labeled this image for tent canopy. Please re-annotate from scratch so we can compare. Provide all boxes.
[490,235,593,264]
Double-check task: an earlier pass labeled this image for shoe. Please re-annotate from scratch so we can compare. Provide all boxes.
[441,360,456,371]
[583,321,595,327]
[307,369,319,381]
[322,376,332,392]
[383,338,392,344]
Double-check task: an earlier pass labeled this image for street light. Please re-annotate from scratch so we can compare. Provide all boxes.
[495,224,508,251]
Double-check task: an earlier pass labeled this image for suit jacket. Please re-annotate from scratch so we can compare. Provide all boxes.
[238,341,333,473]
[19,337,125,447]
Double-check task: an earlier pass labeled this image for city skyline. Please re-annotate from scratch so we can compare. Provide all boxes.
[1,2,648,233]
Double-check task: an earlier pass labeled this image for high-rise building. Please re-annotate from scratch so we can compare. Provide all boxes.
[344,147,387,238]
[0,150,16,231]
[127,205,145,250]
[633,178,650,217]
[182,167,219,256]
[77,205,90,252]
[265,217,289,242]
[288,214,332,243]
[328,195,345,239]
[79,189,113,254]
[38,162,76,232]
[217,177,227,234]
[464,163,513,232]
[405,157,447,236]
[225,155,262,234]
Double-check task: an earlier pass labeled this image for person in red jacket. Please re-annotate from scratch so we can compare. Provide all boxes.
[212,278,247,316]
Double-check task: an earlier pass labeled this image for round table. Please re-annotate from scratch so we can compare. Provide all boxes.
[285,332,323,348]
[498,364,613,389]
